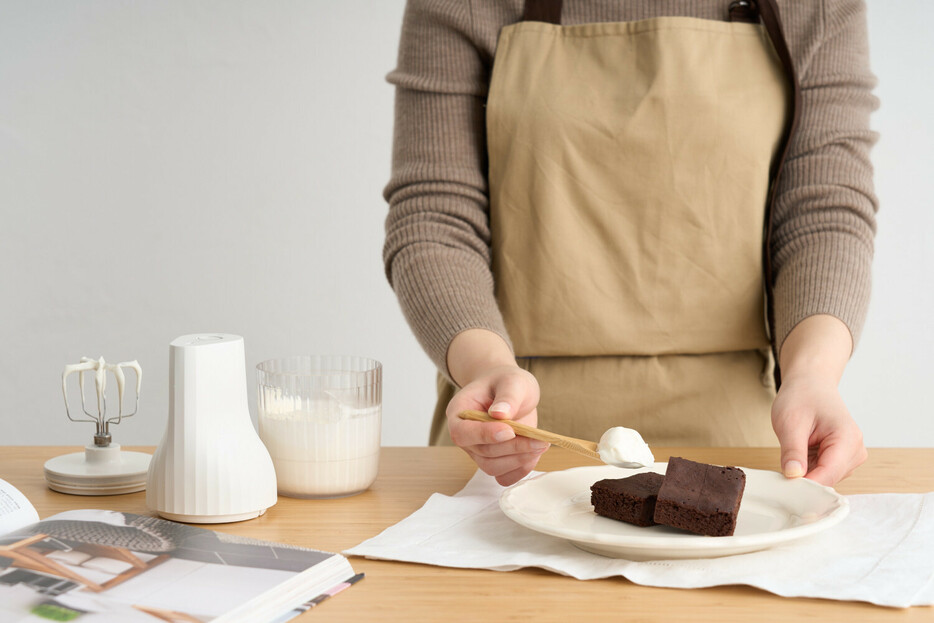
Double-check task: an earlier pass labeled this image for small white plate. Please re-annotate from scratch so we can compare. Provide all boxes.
[499,464,848,560]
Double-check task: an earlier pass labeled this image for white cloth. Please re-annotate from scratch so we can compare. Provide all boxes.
[345,470,934,608]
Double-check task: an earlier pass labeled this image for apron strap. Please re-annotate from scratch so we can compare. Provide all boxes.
[730,0,801,388]
[519,0,800,387]
[522,0,562,24]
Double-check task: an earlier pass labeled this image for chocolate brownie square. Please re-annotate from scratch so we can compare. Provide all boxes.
[653,456,746,537]
[590,472,665,527]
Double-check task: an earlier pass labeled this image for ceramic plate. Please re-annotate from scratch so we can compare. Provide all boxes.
[499,464,848,560]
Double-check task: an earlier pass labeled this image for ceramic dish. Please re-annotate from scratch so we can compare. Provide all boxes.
[499,463,849,560]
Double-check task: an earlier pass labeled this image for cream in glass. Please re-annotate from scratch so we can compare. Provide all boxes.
[257,356,382,498]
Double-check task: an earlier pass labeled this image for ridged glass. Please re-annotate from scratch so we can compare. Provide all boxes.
[256,356,382,499]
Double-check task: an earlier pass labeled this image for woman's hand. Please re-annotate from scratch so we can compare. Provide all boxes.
[445,329,547,486]
[772,315,867,486]
[771,374,867,486]
[446,365,546,486]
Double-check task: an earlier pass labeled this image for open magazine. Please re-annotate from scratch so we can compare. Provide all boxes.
[0,478,360,622]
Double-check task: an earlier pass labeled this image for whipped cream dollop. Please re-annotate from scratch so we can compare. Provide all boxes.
[597,426,655,468]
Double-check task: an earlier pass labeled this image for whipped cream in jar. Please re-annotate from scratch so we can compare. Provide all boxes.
[257,356,382,498]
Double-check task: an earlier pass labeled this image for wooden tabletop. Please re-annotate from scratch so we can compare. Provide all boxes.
[2,446,932,621]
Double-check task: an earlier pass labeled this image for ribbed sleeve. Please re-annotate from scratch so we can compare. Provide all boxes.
[382,0,879,378]
[382,1,513,379]
[769,0,879,357]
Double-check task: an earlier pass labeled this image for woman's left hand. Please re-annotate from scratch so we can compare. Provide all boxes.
[772,314,867,486]
[771,373,867,486]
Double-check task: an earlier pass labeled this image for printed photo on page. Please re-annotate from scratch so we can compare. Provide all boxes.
[0,485,357,623]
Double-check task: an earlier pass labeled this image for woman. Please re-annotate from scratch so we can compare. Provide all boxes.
[383,0,877,486]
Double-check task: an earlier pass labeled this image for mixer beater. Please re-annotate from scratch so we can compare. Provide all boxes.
[44,357,152,495]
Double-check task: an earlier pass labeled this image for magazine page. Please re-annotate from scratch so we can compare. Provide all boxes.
[0,479,39,538]
[0,509,355,623]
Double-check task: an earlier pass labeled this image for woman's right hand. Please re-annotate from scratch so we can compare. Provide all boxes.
[445,364,546,486]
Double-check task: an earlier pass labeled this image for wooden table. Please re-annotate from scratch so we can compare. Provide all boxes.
[2,447,931,621]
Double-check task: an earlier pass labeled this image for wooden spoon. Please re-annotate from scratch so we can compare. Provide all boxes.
[458,409,605,460]
[458,410,647,468]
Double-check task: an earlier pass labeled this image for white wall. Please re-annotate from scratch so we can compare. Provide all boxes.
[0,1,931,448]
[843,1,934,446]
[0,0,436,447]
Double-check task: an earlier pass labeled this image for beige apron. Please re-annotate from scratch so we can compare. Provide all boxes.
[431,2,791,447]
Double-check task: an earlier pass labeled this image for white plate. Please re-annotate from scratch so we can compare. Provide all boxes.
[499,463,848,560]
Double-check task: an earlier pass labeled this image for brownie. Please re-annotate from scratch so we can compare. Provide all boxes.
[653,456,746,537]
[590,472,665,527]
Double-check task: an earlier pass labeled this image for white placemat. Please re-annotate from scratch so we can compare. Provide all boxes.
[345,470,934,608]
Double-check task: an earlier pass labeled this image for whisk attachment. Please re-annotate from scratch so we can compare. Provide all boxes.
[62,356,142,447]
[45,356,151,495]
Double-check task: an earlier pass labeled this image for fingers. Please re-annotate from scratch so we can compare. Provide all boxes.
[444,365,544,485]
[803,439,850,486]
[471,436,549,458]
[489,401,512,419]
[494,459,543,487]
[806,432,868,487]
[779,434,810,478]
[775,412,865,486]
[772,407,812,479]
[488,370,540,421]
[771,369,868,487]
[449,403,547,484]
[445,366,540,446]
[450,419,548,452]
[466,446,547,486]
[446,385,518,446]
[449,416,514,447]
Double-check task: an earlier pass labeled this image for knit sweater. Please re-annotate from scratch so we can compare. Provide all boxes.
[383,0,878,381]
